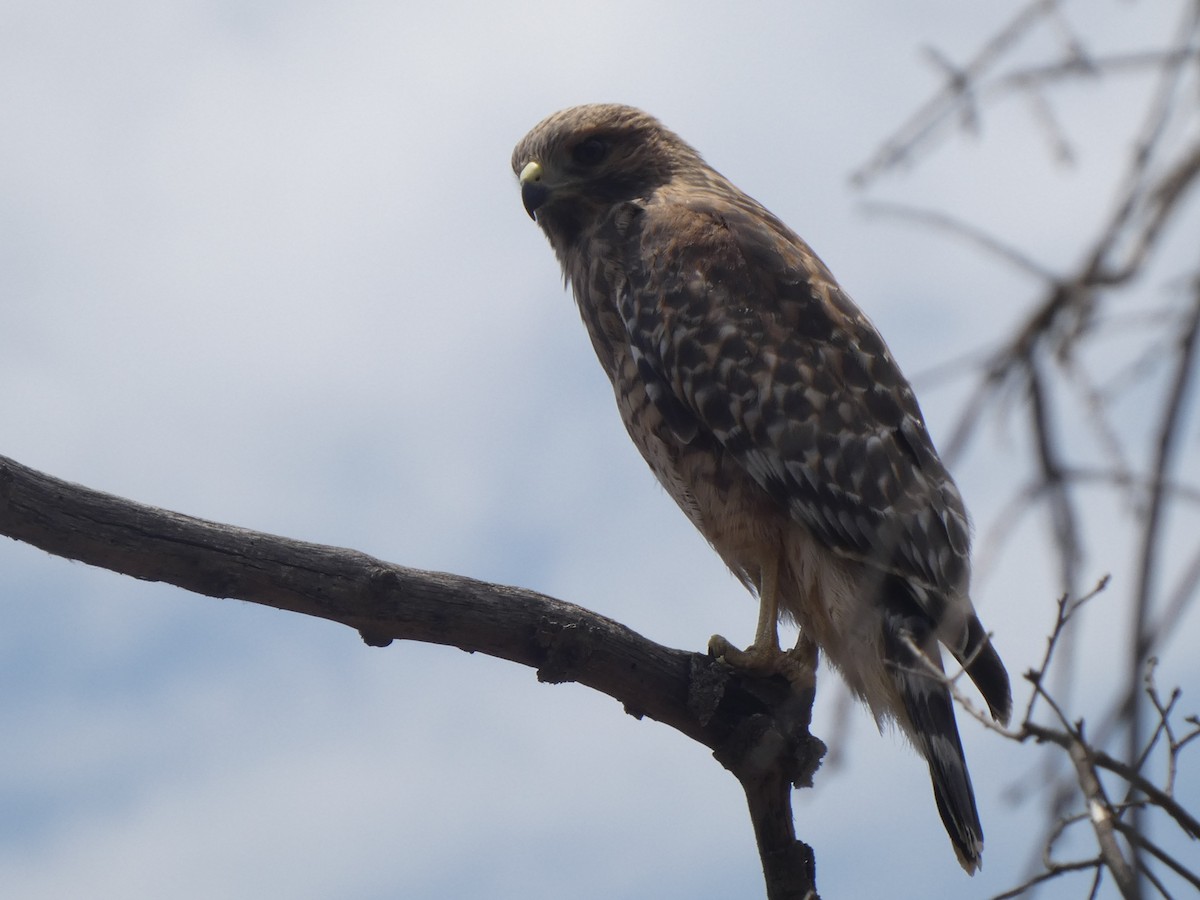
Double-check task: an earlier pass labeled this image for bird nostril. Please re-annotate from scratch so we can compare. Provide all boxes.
[519,160,543,184]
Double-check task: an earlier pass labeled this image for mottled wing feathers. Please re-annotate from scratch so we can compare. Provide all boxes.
[617,191,1013,727]
[514,103,1013,874]
[616,192,971,601]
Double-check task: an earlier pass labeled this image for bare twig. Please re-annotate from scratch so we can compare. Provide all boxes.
[861,201,1056,279]
[991,855,1103,900]
[900,577,1198,897]
[850,0,1062,187]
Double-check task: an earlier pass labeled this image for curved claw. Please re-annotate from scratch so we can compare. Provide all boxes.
[708,633,816,691]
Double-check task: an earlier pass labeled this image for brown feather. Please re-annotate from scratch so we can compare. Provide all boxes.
[513,103,1012,873]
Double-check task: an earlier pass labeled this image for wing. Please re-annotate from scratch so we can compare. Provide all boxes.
[616,190,971,604]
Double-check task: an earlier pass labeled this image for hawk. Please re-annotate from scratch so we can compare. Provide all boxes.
[512,103,1011,873]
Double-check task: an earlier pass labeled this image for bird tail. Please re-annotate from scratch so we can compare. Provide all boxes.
[956,614,1013,726]
[884,617,985,874]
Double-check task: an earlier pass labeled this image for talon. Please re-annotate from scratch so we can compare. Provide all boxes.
[707,633,739,660]
[708,633,815,692]
[709,634,778,671]
[780,645,817,692]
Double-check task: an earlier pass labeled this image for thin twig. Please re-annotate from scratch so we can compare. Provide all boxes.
[991,856,1102,900]
[861,201,1056,279]
[850,0,1062,186]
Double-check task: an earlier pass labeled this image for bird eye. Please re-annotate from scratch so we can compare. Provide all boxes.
[571,137,609,166]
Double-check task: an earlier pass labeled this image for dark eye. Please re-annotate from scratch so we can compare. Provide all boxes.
[571,137,609,167]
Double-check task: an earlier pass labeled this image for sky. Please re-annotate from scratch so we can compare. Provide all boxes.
[1,1,1198,898]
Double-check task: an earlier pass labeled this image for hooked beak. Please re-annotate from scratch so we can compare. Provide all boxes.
[519,160,550,220]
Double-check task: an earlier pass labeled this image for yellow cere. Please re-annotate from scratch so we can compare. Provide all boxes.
[519,160,543,185]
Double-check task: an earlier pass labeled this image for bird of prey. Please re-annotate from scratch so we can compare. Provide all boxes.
[512,103,1011,873]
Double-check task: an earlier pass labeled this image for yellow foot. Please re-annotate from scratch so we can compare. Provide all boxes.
[708,634,816,691]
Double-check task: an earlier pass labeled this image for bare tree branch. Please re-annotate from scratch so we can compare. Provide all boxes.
[1021,721,1200,841]
[849,0,1064,187]
[991,855,1104,900]
[855,9,1200,894]
[899,576,1198,898]
[0,453,824,899]
[1061,725,1139,900]
[1127,285,1200,860]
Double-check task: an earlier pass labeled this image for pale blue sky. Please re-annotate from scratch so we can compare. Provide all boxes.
[1,2,1196,898]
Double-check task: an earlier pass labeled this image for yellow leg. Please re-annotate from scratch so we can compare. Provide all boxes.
[708,558,813,689]
[751,557,783,654]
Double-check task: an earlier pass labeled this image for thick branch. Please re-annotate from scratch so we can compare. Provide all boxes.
[0,453,824,898]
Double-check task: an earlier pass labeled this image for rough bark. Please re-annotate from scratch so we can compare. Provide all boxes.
[0,453,824,898]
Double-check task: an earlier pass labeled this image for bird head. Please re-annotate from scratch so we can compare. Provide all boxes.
[511,103,701,250]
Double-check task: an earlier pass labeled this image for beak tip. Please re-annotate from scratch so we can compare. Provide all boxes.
[521,181,550,221]
[519,160,549,221]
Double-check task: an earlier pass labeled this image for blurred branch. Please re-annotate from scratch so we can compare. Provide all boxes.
[1060,723,1139,899]
[1127,285,1200,855]
[851,0,1200,189]
[850,0,1063,187]
[902,580,1199,898]
[863,202,1056,279]
[856,9,1200,893]
[0,453,823,900]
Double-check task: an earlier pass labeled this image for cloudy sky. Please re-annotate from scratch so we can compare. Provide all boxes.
[2,1,1197,898]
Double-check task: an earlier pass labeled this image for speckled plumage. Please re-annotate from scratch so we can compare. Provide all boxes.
[513,103,1011,873]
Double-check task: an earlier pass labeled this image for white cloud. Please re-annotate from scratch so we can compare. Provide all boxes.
[2,1,1197,898]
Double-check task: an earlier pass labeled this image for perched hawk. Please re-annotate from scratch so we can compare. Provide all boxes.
[512,103,1011,873]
